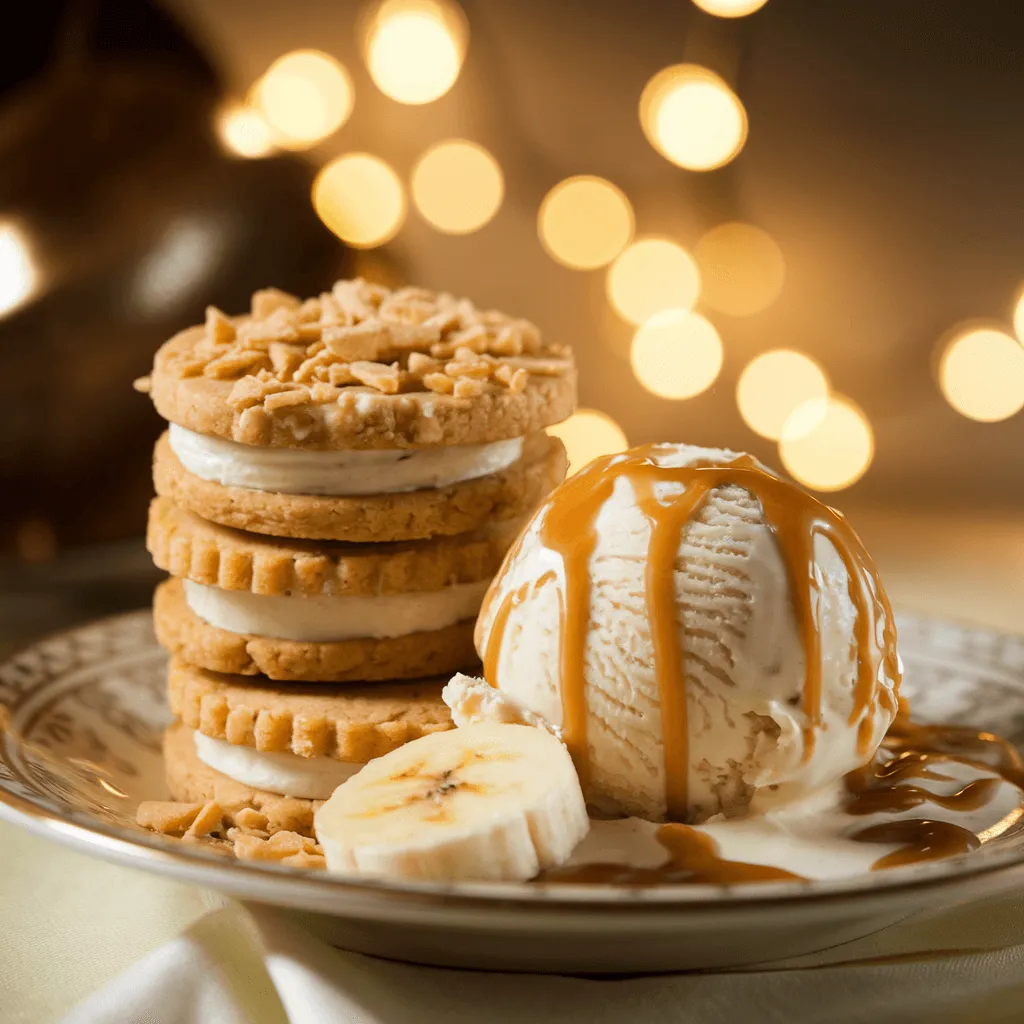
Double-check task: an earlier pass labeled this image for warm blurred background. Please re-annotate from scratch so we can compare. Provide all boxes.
[3,0,1023,646]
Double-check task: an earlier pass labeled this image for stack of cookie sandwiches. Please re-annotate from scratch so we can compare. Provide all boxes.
[137,279,574,831]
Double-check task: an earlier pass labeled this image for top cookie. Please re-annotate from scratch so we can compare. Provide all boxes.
[142,280,576,450]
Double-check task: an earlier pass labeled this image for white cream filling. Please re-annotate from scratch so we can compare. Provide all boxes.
[194,732,363,800]
[183,578,488,642]
[168,423,524,496]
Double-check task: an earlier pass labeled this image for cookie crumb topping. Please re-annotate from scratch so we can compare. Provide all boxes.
[166,280,571,418]
[137,797,326,869]
[230,829,325,869]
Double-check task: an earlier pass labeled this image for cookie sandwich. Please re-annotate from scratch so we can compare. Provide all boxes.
[147,280,573,543]
[147,498,522,682]
[138,660,454,863]
[138,280,572,685]
[134,279,575,844]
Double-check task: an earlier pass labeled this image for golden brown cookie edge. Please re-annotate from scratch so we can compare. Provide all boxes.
[147,497,523,597]
[150,328,576,450]
[154,577,480,683]
[153,430,567,542]
[165,657,454,762]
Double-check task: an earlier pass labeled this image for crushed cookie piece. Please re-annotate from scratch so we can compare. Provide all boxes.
[322,321,388,361]
[252,287,300,319]
[204,350,270,379]
[310,382,342,403]
[263,388,310,412]
[423,372,455,394]
[232,807,269,833]
[227,377,264,411]
[265,831,305,855]
[507,356,570,376]
[445,359,491,380]
[515,321,542,353]
[506,367,529,393]
[379,293,434,325]
[186,800,225,838]
[452,324,489,350]
[451,345,487,364]
[317,292,345,326]
[350,360,401,394]
[385,322,442,352]
[296,321,324,343]
[293,352,333,384]
[331,279,382,322]
[269,342,306,381]
[205,306,236,345]
[231,829,325,866]
[327,363,358,387]
[237,309,300,349]
[231,833,269,861]
[136,800,203,835]
[237,404,272,442]
[177,358,209,378]
[407,351,440,375]
[453,376,486,398]
[422,307,462,334]
[490,331,523,357]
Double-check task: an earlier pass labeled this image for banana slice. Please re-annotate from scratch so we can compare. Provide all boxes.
[314,723,589,882]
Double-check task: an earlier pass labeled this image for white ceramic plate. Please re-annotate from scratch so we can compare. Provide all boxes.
[3,609,1024,973]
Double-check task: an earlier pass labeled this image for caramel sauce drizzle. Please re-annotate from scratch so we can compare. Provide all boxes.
[842,702,1024,870]
[885,705,1024,790]
[539,823,806,886]
[851,819,980,870]
[848,773,1001,816]
[483,445,900,820]
[845,749,1002,816]
[482,570,558,688]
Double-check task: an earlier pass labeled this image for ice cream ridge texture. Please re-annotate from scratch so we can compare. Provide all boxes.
[450,442,902,823]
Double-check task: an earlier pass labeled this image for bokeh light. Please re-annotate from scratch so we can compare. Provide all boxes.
[630,310,723,399]
[252,50,353,149]
[313,154,406,248]
[365,0,466,105]
[691,0,770,16]
[779,396,874,492]
[538,176,634,270]
[0,222,37,318]
[606,238,701,325]
[548,409,628,476]
[133,219,225,316]
[215,102,276,159]
[411,140,503,234]
[1013,289,1024,344]
[737,350,829,440]
[640,64,747,171]
[939,327,1024,423]
[694,222,785,316]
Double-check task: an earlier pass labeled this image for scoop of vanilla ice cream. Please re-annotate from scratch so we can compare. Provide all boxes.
[457,443,898,822]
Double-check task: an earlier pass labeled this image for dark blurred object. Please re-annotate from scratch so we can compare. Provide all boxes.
[0,0,350,562]
[0,540,159,656]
